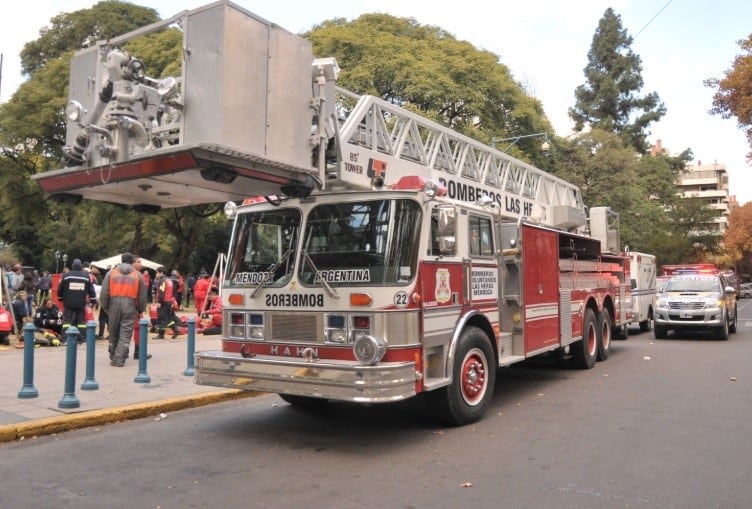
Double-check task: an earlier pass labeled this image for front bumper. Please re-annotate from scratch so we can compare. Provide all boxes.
[195,350,418,403]
[654,307,724,330]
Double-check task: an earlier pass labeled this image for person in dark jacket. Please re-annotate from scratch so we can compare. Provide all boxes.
[154,267,180,339]
[57,258,97,343]
[34,298,63,336]
[36,270,52,302]
[12,290,32,335]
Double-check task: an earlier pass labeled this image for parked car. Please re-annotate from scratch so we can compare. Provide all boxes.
[740,283,752,299]
[654,274,737,340]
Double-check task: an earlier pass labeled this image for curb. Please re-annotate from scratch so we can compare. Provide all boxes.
[0,389,260,443]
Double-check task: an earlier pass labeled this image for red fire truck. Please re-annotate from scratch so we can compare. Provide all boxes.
[33,2,631,424]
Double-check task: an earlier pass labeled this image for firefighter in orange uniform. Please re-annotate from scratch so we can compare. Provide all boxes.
[100,253,147,367]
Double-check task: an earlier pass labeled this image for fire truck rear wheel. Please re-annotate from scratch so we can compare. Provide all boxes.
[572,308,598,369]
[426,326,495,426]
[597,309,612,361]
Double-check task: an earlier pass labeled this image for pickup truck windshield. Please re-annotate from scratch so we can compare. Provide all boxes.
[665,277,721,293]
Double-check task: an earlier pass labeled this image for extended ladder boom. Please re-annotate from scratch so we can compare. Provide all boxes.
[31,0,587,230]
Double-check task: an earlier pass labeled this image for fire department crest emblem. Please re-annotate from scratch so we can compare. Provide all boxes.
[435,268,451,304]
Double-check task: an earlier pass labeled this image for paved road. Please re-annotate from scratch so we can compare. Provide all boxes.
[1,301,751,508]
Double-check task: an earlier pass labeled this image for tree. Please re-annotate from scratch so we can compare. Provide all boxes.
[0,3,228,273]
[723,203,752,278]
[705,35,752,162]
[569,8,666,154]
[306,14,554,168]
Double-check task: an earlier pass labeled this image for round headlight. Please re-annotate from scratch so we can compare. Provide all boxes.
[65,100,85,122]
[224,201,238,220]
[423,179,439,198]
[157,77,178,98]
[353,335,387,366]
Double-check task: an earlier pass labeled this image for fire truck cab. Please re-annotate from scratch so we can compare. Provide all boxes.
[31,1,631,425]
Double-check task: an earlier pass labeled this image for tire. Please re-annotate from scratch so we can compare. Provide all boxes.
[278,393,329,409]
[597,309,612,361]
[613,322,629,340]
[654,326,667,339]
[639,308,654,332]
[729,304,737,334]
[717,314,729,341]
[426,326,495,426]
[572,308,598,369]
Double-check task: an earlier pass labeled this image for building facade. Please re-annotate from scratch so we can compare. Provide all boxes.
[676,161,731,234]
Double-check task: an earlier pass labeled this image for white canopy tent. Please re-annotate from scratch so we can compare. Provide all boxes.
[90,254,162,271]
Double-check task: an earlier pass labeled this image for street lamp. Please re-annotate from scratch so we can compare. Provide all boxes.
[62,253,68,270]
[491,132,550,153]
[55,250,61,273]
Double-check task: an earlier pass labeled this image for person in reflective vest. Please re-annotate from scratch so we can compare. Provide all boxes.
[100,252,147,367]
[154,266,180,339]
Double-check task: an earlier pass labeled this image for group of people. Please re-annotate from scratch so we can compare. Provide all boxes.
[2,257,223,364]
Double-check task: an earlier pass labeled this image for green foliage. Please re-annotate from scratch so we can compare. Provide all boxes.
[306,13,553,157]
[0,2,731,276]
[569,8,666,154]
[19,1,159,76]
[123,28,184,78]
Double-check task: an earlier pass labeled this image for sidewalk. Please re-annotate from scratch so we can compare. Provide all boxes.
[0,333,258,442]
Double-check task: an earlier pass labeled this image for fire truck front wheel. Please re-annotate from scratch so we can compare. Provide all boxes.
[572,308,598,369]
[426,326,495,426]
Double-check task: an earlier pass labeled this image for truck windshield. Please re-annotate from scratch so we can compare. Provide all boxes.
[226,208,301,287]
[665,277,720,293]
[300,199,422,286]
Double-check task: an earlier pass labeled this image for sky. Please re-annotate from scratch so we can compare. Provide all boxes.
[1,0,751,204]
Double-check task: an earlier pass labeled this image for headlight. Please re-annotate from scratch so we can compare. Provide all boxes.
[353,335,387,365]
[224,201,238,220]
[65,100,85,122]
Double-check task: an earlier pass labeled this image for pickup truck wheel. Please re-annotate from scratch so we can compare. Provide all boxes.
[572,308,597,369]
[717,315,729,340]
[426,326,495,426]
[729,305,737,333]
[597,309,612,361]
[654,326,667,339]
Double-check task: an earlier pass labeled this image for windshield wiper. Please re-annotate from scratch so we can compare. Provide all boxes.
[251,248,293,298]
[301,249,339,299]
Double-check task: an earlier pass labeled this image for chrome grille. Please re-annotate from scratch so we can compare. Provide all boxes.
[668,301,705,310]
[269,313,320,342]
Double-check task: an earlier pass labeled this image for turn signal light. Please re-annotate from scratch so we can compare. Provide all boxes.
[350,293,373,306]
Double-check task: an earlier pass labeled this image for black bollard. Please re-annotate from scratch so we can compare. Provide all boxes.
[134,318,150,383]
[17,322,39,399]
[183,316,196,376]
[58,326,81,408]
[81,320,99,390]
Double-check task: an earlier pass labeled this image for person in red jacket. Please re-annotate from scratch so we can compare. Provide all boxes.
[200,286,222,335]
[192,270,210,315]
[0,304,12,345]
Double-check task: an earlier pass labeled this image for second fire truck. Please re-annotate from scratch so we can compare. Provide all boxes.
[34,1,631,424]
